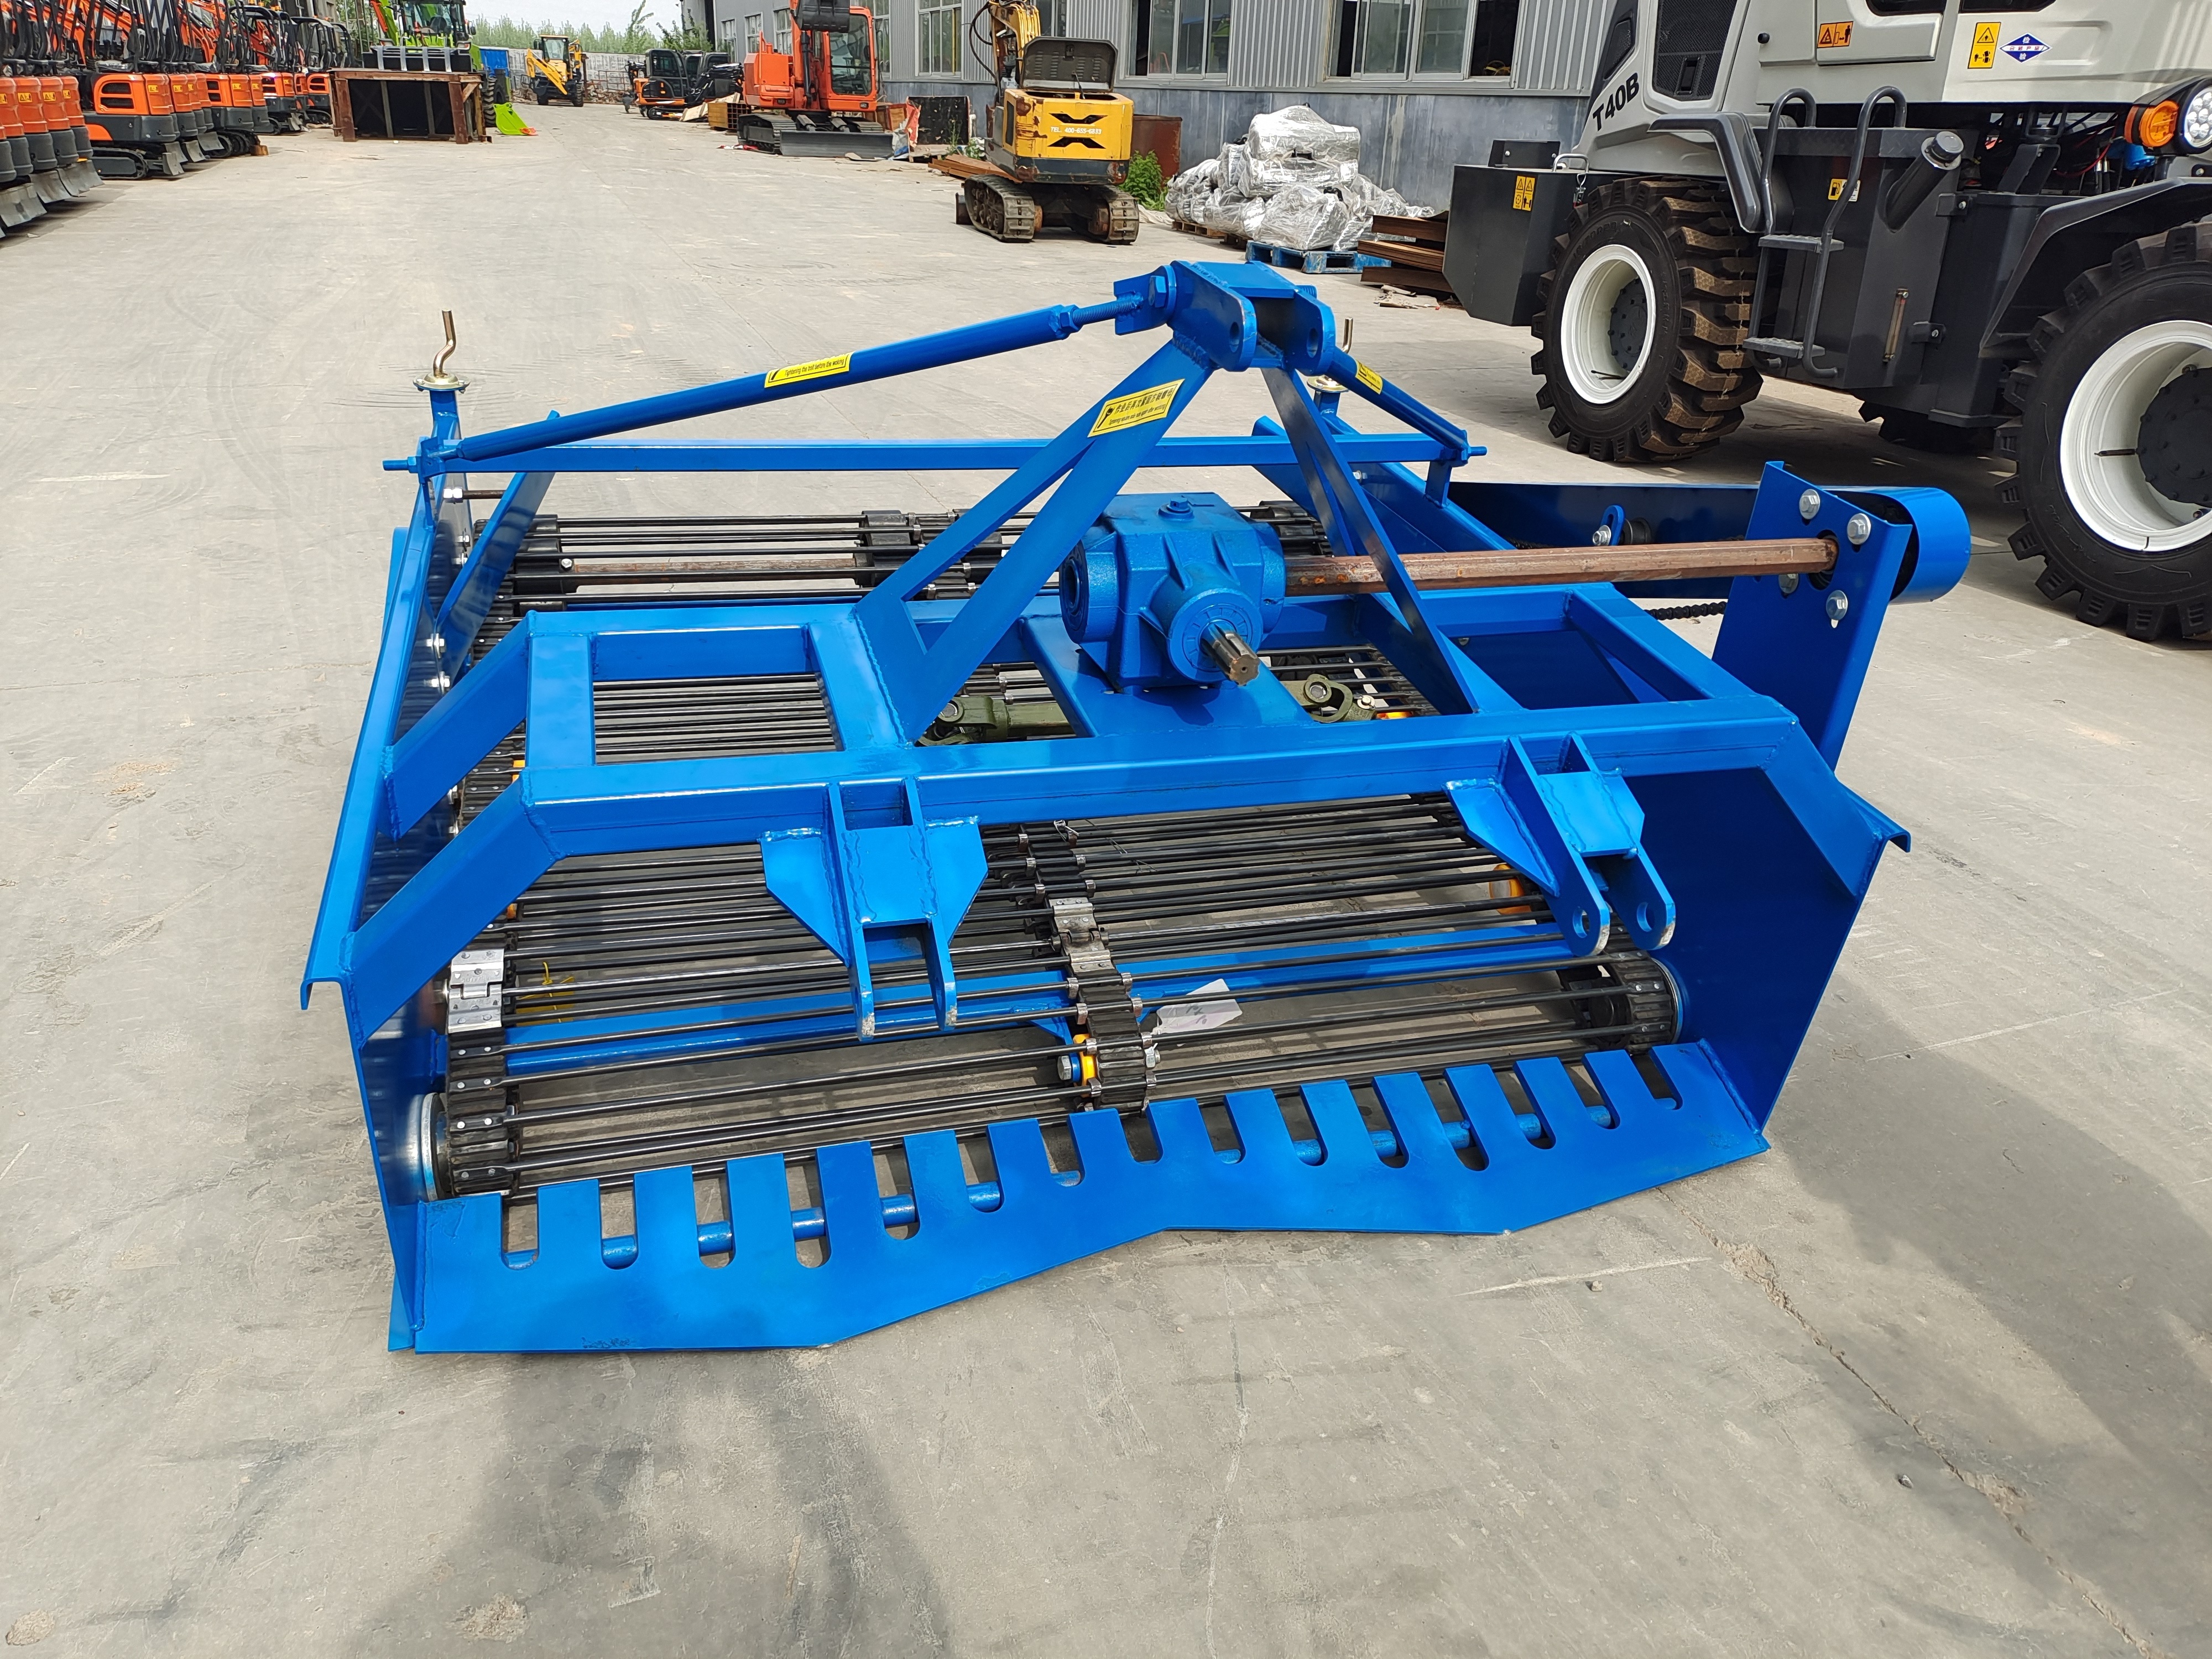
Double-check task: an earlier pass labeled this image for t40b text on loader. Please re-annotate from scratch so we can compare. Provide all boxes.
[306,262,1968,1354]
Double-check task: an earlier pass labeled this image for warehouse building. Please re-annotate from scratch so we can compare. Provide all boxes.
[695,2,1608,208]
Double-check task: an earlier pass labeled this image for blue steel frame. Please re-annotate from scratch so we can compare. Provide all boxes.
[305,260,1969,1353]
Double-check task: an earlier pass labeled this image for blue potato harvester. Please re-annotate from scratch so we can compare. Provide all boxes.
[305,265,1967,1353]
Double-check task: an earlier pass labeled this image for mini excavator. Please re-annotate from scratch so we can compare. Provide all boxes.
[956,0,1136,243]
[309,267,1969,1354]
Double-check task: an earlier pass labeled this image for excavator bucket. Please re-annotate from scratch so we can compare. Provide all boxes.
[306,263,1969,1354]
[493,102,533,135]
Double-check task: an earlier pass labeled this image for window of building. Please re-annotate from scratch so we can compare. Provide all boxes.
[742,11,764,48]
[918,0,960,72]
[1036,0,1067,33]
[1467,0,1515,75]
[1331,0,1513,77]
[1129,0,1230,75]
[873,8,889,72]
[773,6,792,49]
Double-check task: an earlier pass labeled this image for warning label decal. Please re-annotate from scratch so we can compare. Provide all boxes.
[765,354,853,388]
[1089,380,1182,436]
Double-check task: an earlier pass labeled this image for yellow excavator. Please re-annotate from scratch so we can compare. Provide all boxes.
[524,33,587,106]
[954,1,1136,244]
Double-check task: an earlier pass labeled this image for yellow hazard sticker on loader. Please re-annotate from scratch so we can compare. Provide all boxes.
[1089,380,1181,436]
[765,353,852,388]
[1511,174,1535,211]
[1355,361,1384,394]
[1817,20,1851,48]
[1968,20,2000,69]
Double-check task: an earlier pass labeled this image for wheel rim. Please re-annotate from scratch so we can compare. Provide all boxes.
[2059,319,2212,552]
[1559,242,1656,407]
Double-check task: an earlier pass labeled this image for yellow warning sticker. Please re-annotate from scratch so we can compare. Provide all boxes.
[1816,20,1851,48]
[1089,380,1181,436]
[1968,19,2000,69]
[1828,175,1847,200]
[765,353,852,388]
[1511,173,1535,211]
[1355,361,1384,394]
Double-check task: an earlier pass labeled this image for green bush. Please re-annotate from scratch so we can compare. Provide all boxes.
[1125,152,1166,211]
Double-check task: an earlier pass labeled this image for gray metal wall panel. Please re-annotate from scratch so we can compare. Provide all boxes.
[1118,85,1583,205]
[1511,0,1605,95]
[1232,0,1328,90]
[1065,0,1123,47]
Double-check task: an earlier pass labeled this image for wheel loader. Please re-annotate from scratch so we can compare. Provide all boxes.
[956,0,1138,244]
[1444,0,2212,640]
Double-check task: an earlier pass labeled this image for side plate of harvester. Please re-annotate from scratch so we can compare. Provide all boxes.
[305,265,1968,1353]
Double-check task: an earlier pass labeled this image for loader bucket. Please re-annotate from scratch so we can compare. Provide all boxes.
[493,102,533,136]
[305,260,1969,1353]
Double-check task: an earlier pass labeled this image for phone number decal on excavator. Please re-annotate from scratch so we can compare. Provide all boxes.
[1089,381,1181,436]
[765,354,853,388]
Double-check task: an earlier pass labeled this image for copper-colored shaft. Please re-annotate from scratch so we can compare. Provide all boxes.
[1284,536,1836,594]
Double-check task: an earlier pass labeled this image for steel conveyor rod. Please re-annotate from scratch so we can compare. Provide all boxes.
[1284,536,1837,594]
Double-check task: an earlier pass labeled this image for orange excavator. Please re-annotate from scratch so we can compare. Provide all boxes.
[732,0,885,158]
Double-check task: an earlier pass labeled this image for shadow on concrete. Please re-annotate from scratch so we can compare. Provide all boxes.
[356,1350,951,1655]
[1770,1003,2212,1653]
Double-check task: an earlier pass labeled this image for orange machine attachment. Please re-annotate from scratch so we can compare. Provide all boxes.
[38,76,103,188]
[0,76,49,228]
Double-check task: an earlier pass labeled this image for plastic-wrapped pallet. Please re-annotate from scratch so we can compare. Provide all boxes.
[1255,184,1358,254]
[1164,103,1433,252]
[1246,104,1360,170]
[1164,155,1218,224]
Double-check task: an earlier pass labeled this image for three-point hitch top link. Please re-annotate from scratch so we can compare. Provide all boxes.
[398,261,1491,735]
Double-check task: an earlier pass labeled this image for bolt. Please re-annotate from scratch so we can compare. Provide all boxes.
[559,556,575,570]
[426,633,445,654]
[1798,489,1821,521]
[1778,572,1801,596]
[1847,512,1873,547]
[1826,590,1850,622]
[1591,523,1615,546]
[1162,497,1193,517]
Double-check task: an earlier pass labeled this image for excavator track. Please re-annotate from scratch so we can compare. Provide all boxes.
[962,175,1039,242]
[1091,185,1140,246]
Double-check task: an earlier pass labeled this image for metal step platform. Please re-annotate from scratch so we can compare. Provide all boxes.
[306,267,1969,1352]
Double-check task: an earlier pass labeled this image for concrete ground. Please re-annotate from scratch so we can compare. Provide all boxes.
[2,108,2208,1659]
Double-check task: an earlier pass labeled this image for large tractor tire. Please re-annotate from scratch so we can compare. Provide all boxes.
[534,79,551,106]
[570,80,585,107]
[2000,223,2212,640]
[1531,178,1761,463]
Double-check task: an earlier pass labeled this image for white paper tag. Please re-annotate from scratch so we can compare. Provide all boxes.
[1151,978,1242,1037]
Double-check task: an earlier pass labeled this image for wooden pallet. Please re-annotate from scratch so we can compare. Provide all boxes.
[1169,216,1246,249]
